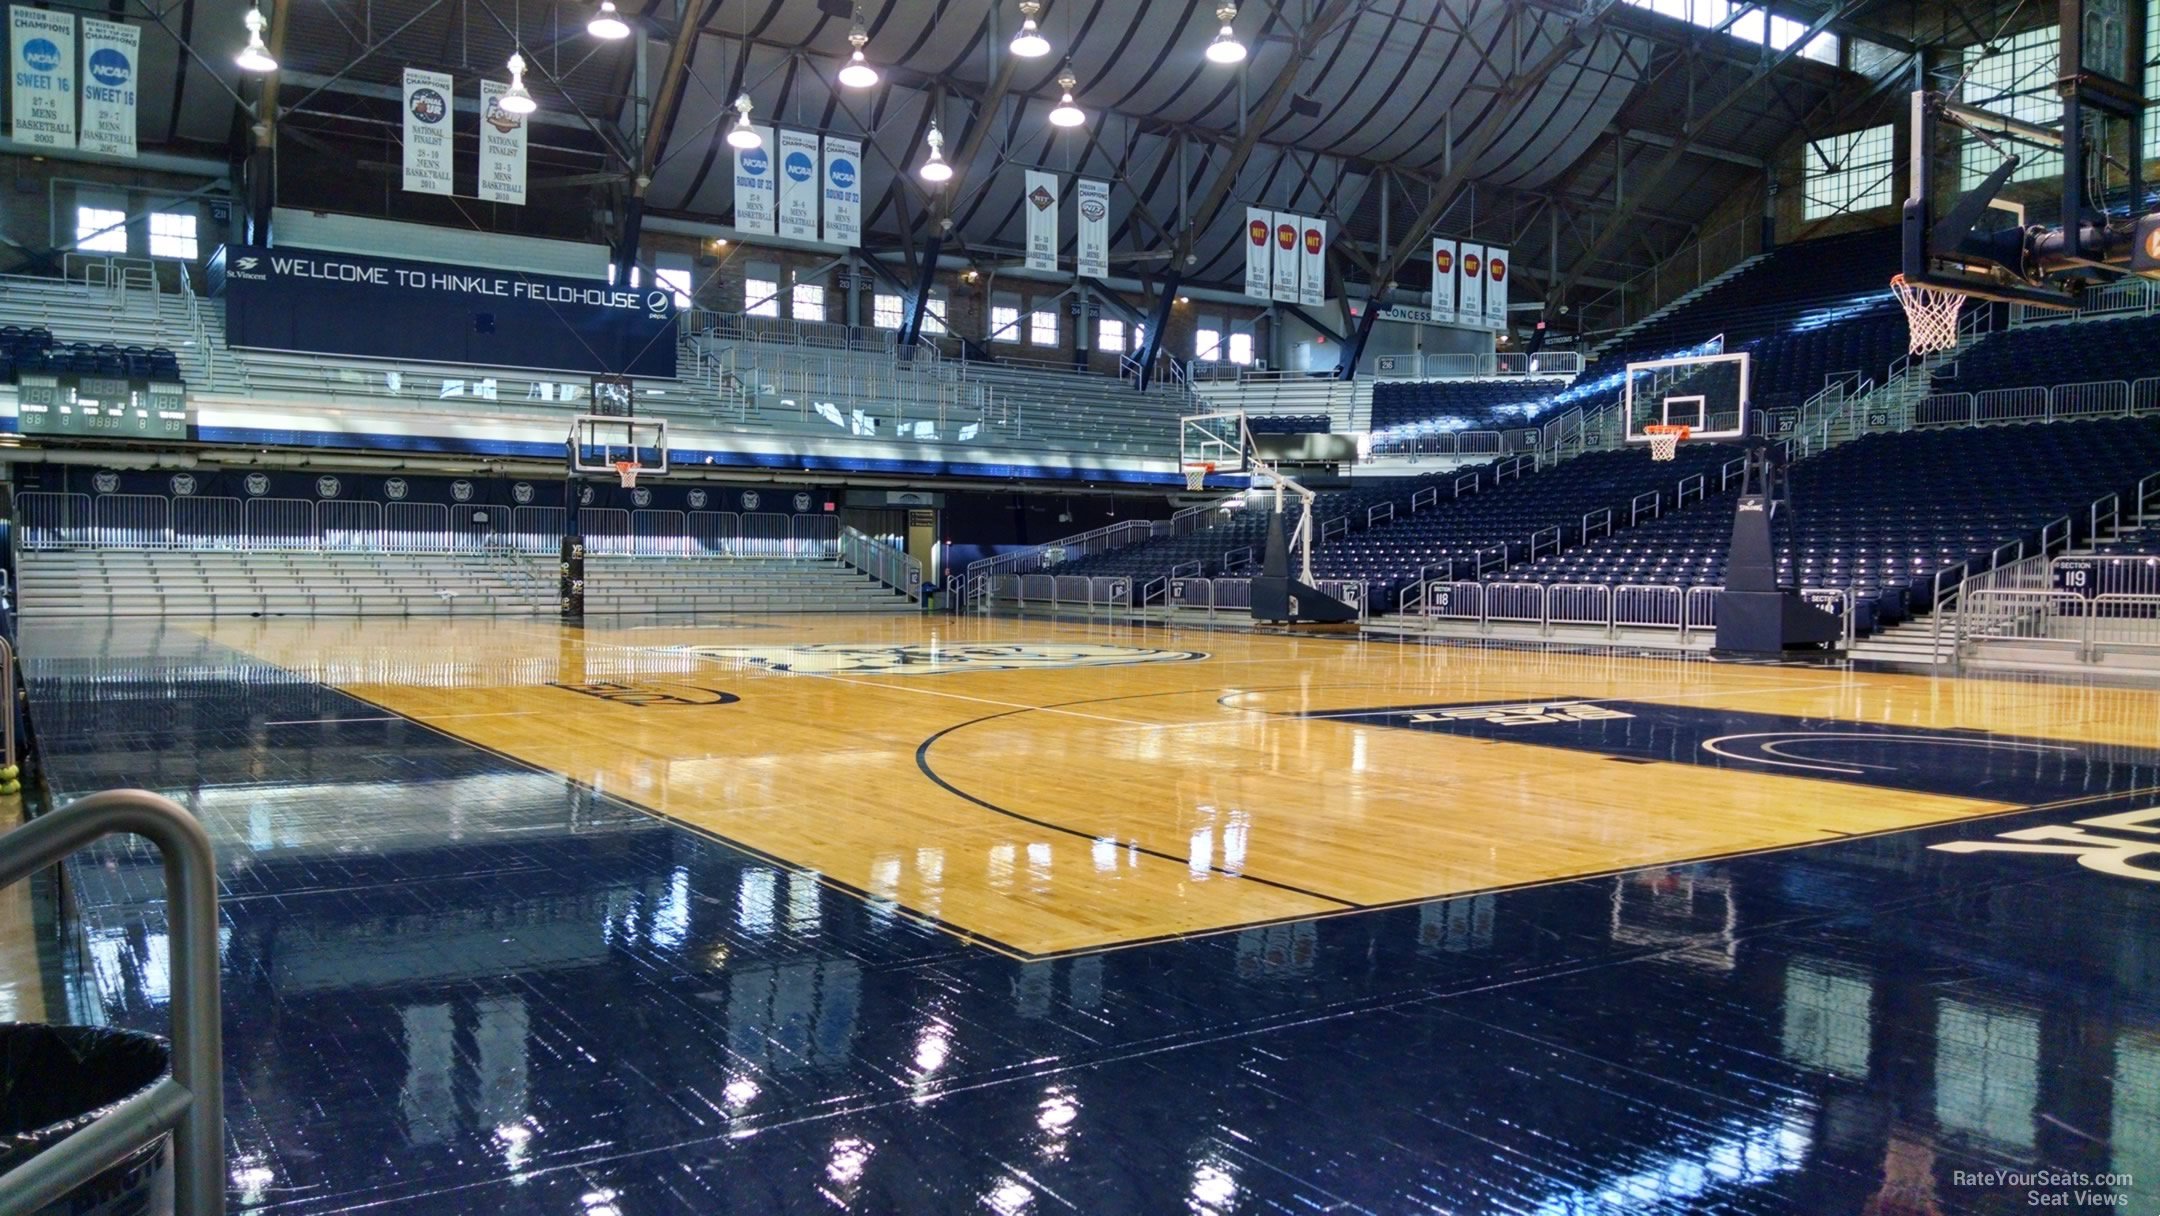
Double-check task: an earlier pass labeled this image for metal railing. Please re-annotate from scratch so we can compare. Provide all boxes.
[838,526,924,603]
[1400,579,1829,643]
[2008,276,2160,326]
[0,790,222,1216]
[1913,377,2159,429]
[1371,352,1582,380]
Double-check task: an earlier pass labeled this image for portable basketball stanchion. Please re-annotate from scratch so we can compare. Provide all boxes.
[1643,423,1690,462]
[1890,273,1966,356]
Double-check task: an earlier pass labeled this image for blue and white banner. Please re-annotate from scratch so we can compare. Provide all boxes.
[402,68,454,196]
[733,124,775,236]
[1024,170,1058,273]
[1484,244,1509,329]
[477,78,526,205]
[209,244,678,378]
[822,135,861,247]
[1076,179,1109,279]
[78,18,136,159]
[776,128,820,241]
[10,5,75,150]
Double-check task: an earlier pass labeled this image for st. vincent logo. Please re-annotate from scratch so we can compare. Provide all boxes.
[548,681,741,708]
[1028,184,1055,211]
[409,88,447,124]
[674,641,1207,676]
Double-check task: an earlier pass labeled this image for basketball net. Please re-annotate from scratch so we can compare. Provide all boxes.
[1183,461,1215,492]
[1890,273,1966,356]
[613,459,641,489]
[1644,423,1690,462]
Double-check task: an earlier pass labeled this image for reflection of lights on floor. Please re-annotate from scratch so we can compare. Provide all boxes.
[826,1137,873,1186]
[1191,1158,1239,1212]
[722,1075,759,1109]
[494,1120,536,1170]
[581,1187,621,1216]
[985,1177,1033,1214]
[231,1155,276,1207]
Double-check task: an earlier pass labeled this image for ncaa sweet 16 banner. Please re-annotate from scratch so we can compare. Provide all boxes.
[402,68,454,195]
[477,79,527,205]
[733,124,776,236]
[1484,244,1509,328]
[10,5,75,149]
[78,18,137,159]
[1244,207,1271,300]
[822,135,862,247]
[1430,237,1457,323]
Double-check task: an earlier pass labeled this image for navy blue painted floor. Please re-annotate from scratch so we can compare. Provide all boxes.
[21,622,2160,1214]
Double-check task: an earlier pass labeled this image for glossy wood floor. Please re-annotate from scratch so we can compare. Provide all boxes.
[196,614,2160,956]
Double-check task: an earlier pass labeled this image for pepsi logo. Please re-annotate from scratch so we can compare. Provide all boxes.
[742,147,769,175]
[646,290,671,316]
[20,38,59,73]
[784,151,815,181]
[1080,198,1107,222]
[1489,257,1506,281]
[829,158,857,190]
[88,48,130,87]
[1276,223,1296,250]
[410,88,447,124]
[1249,219,1268,246]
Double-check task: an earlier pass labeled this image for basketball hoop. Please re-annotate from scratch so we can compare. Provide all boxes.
[1644,423,1690,462]
[1890,273,1967,357]
[613,459,641,489]
[1183,461,1215,492]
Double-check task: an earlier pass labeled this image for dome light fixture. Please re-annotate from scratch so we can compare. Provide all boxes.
[236,5,278,72]
[499,52,537,114]
[727,93,762,150]
[1009,0,1050,58]
[588,0,630,40]
[918,122,954,183]
[1047,66,1084,128]
[1205,2,1246,64]
[837,19,880,88]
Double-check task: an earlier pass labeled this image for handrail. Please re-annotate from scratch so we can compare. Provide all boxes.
[0,790,222,1216]
[837,526,923,603]
[0,638,15,784]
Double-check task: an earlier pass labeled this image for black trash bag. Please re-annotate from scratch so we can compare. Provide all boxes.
[0,1024,174,1216]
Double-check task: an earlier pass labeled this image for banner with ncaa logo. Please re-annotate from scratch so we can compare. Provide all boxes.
[78,18,136,159]
[402,68,454,195]
[1430,237,1457,323]
[1271,211,1300,303]
[1076,179,1109,279]
[1457,242,1484,325]
[1023,170,1058,273]
[733,124,775,236]
[1298,216,1326,307]
[821,135,861,247]
[11,6,76,149]
[776,129,820,241]
[477,79,526,205]
[1244,207,1272,300]
[1483,244,1509,329]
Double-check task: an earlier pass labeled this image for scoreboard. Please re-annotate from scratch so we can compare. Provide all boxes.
[15,374,190,440]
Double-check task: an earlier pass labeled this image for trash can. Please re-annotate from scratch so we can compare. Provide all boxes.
[0,1023,173,1216]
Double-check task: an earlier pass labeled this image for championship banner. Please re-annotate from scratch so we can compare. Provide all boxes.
[1076,179,1109,279]
[1484,244,1509,329]
[477,79,527,205]
[1245,207,1272,300]
[1458,242,1485,325]
[211,244,679,378]
[10,6,76,150]
[402,68,454,196]
[733,124,775,236]
[78,18,136,159]
[776,129,820,241]
[1024,170,1059,272]
[1271,211,1300,303]
[1299,217,1327,307]
[822,135,862,247]
[1430,237,1457,323]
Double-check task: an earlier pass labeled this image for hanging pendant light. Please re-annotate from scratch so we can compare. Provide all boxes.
[837,18,880,88]
[1205,2,1246,63]
[727,94,762,150]
[498,52,538,114]
[1047,66,1084,128]
[236,5,278,72]
[587,0,630,39]
[918,122,954,183]
[1009,0,1050,57]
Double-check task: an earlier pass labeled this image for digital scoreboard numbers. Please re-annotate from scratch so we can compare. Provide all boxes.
[15,374,190,440]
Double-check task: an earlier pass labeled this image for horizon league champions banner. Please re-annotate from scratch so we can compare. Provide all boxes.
[10,5,75,149]
[78,18,135,159]
[213,245,678,378]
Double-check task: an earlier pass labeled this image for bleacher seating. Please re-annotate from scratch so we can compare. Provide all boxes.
[1053,476,1447,581]
[1370,379,1568,433]
[1931,311,2160,393]
[583,556,914,614]
[15,550,545,617]
[1505,417,2160,632]
[1246,413,1331,434]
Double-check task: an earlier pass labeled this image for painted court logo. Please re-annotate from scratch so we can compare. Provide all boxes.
[675,642,1206,676]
